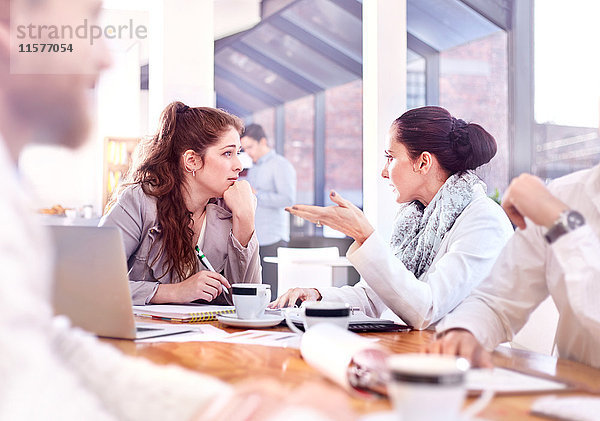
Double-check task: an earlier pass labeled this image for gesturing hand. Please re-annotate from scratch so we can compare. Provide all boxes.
[286,190,375,245]
[501,174,568,230]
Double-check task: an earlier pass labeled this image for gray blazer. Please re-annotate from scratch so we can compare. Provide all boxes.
[99,184,262,305]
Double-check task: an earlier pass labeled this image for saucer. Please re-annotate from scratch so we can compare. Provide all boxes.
[217,313,284,328]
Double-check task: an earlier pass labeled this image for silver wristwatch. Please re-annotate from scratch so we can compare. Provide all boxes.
[544,210,586,244]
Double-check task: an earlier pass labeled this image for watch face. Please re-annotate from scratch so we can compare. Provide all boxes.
[567,210,585,230]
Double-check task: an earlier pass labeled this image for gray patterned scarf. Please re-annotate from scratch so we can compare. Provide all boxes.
[390,171,487,279]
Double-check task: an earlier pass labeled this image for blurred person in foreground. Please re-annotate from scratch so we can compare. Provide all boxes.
[101,102,261,305]
[0,0,347,419]
[272,106,513,329]
[426,171,600,369]
[241,124,296,297]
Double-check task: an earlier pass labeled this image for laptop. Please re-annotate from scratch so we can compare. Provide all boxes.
[49,225,192,340]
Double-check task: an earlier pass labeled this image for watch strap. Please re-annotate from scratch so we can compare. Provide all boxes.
[544,210,585,244]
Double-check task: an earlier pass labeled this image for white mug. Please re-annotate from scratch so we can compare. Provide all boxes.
[285,302,350,334]
[231,284,271,320]
[386,354,470,421]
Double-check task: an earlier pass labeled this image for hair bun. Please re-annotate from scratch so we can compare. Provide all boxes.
[449,118,469,148]
[391,106,496,174]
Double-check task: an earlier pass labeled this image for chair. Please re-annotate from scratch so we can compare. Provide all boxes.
[276,247,340,298]
[510,296,559,355]
[288,236,360,286]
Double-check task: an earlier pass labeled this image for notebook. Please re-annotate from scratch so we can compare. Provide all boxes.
[49,225,192,340]
[133,304,235,323]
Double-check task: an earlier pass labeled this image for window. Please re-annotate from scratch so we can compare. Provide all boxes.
[325,80,363,209]
[533,0,600,180]
[407,55,426,109]
[439,31,509,193]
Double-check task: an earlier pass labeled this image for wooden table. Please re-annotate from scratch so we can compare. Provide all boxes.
[104,322,600,420]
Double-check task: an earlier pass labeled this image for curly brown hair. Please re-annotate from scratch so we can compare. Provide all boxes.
[118,101,243,281]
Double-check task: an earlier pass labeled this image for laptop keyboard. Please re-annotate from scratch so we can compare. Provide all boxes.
[349,323,411,332]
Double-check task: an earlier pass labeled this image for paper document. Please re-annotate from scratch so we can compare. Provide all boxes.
[301,324,380,389]
[467,367,568,394]
[217,330,302,349]
[135,324,299,346]
[135,323,229,343]
[531,396,600,420]
[350,310,408,326]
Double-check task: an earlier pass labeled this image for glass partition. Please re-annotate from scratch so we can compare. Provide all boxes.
[439,31,509,193]
[407,54,426,109]
[325,80,363,208]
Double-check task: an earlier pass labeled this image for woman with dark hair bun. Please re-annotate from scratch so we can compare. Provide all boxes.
[100,101,261,305]
[271,106,513,329]
[395,106,497,175]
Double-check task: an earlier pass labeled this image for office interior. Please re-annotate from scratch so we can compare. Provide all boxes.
[24,0,599,241]
[14,1,600,417]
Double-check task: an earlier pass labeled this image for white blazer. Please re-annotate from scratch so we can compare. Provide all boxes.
[320,195,514,329]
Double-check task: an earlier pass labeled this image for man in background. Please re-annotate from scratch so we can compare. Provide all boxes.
[241,124,296,297]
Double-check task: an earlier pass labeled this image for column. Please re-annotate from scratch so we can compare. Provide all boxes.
[148,0,215,131]
[362,1,407,239]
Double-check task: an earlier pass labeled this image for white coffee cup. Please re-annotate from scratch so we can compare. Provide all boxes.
[82,204,93,219]
[286,302,350,333]
[386,353,470,421]
[231,284,271,320]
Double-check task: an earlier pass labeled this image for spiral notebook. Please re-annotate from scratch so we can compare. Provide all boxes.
[133,304,235,323]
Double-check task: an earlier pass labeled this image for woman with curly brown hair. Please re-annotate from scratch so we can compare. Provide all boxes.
[100,101,261,305]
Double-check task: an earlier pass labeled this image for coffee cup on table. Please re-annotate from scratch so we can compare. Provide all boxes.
[231,284,271,320]
[285,301,351,334]
[386,353,470,421]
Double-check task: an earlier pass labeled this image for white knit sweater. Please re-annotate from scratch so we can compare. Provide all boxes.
[0,139,231,420]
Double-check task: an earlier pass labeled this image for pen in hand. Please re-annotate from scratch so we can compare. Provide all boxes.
[195,246,229,295]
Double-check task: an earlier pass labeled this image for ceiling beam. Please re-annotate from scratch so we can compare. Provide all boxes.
[327,0,362,20]
[216,94,252,117]
[270,15,362,76]
[215,64,282,107]
[458,0,512,30]
[407,32,439,56]
[231,42,324,93]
